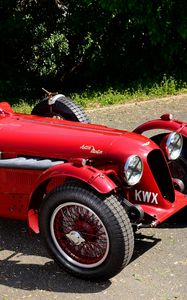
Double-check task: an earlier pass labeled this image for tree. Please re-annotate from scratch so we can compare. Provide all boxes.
[0,0,187,99]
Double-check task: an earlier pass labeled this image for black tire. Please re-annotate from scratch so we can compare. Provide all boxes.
[151,133,187,194]
[168,158,187,194]
[39,182,134,281]
[31,96,90,123]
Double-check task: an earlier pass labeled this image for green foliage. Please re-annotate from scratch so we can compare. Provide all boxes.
[13,100,35,114]
[0,0,68,97]
[0,0,187,101]
[72,76,187,108]
[29,31,69,76]
[12,76,187,112]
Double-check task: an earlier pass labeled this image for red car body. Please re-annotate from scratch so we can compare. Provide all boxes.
[134,113,187,137]
[0,103,186,280]
[0,104,185,228]
[134,114,187,193]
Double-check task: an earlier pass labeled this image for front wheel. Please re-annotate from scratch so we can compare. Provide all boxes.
[39,182,134,281]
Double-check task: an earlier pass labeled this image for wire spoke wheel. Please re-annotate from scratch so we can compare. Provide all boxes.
[39,182,134,281]
[50,202,109,268]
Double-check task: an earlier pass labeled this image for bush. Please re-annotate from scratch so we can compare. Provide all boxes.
[0,0,187,100]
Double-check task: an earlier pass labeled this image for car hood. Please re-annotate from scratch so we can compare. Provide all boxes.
[0,113,158,161]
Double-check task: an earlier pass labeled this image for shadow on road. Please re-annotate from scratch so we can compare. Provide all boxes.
[0,207,186,293]
[133,232,161,262]
[0,219,111,293]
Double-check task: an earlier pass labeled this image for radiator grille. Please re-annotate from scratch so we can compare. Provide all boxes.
[147,149,175,203]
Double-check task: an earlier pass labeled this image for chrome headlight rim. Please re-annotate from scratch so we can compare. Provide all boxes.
[124,154,143,186]
[165,132,183,160]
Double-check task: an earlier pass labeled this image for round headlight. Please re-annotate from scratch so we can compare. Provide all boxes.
[165,132,183,160]
[124,155,143,186]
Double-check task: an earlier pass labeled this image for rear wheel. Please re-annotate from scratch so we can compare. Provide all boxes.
[39,182,134,281]
[31,96,90,123]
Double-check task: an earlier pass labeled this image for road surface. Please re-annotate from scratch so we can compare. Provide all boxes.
[0,94,187,300]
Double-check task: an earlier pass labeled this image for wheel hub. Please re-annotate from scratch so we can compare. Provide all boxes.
[50,202,110,268]
[66,230,85,245]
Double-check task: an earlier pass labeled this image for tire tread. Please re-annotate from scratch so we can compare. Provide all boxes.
[39,181,134,281]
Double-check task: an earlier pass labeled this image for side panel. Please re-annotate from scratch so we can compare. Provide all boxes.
[0,168,42,220]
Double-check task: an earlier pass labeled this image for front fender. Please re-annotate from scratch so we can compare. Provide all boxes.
[28,162,117,233]
[134,118,186,135]
[31,162,117,195]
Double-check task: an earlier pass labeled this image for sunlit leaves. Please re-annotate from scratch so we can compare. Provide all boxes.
[29,31,69,76]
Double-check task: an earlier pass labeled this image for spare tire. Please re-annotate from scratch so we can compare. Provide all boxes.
[31,95,90,124]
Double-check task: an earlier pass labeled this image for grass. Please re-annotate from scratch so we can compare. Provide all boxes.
[12,101,35,114]
[72,75,187,108]
[12,75,187,113]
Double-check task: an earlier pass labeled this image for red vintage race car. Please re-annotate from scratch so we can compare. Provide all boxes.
[0,100,186,282]
[134,114,187,194]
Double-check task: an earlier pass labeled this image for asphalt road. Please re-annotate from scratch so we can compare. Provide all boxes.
[0,94,187,300]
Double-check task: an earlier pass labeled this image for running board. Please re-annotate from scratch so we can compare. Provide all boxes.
[0,157,64,170]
